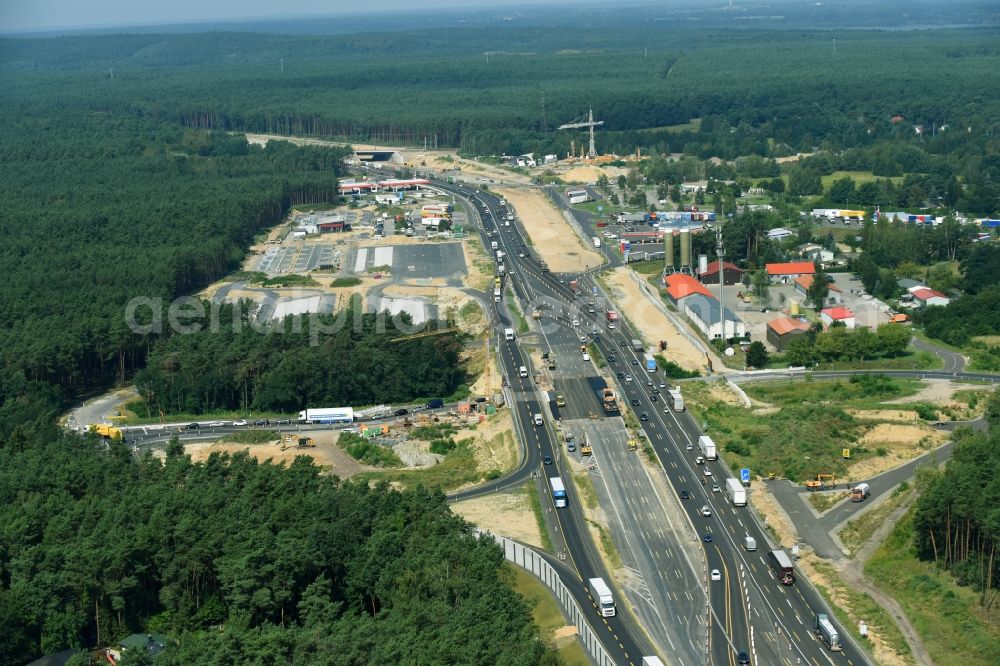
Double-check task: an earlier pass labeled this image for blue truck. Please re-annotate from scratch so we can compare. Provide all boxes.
[644,353,657,372]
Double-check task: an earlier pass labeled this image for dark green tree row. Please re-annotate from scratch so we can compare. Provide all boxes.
[782,324,911,366]
[913,391,1000,604]
[0,428,542,664]
[133,304,467,414]
[0,106,349,432]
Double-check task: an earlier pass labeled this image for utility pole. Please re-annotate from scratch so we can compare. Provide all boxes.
[716,221,725,344]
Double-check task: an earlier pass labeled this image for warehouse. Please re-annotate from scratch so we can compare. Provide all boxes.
[820,306,856,329]
[698,260,744,286]
[682,293,746,340]
[665,273,712,305]
[766,317,811,351]
[766,261,815,284]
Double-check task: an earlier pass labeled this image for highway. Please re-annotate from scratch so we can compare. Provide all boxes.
[447,182,873,665]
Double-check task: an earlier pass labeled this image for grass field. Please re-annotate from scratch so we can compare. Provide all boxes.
[866,509,1000,666]
[508,566,589,666]
[820,170,906,187]
[839,484,912,557]
[641,118,702,133]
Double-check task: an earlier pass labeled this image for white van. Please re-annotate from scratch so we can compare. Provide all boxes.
[533,414,543,426]
[504,328,515,341]
[519,366,528,378]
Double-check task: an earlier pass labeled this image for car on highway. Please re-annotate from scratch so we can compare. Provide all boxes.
[679,490,690,500]
[579,335,587,343]
[625,375,633,382]
[275,418,291,425]
[254,419,270,426]
[631,398,640,406]
[567,443,576,452]
[616,372,625,379]
[607,354,616,362]
[207,421,225,427]
[703,468,713,477]
[703,533,714,543]
[710,569,722,581]
[647,379,653,387]
[650,395,657,402]
[394,408,409,416]
[659,382,666,389]
[233,419,248,426]
[700,505,712,517]
[687,442,694,450]
[185,422,200,430]
[543,456,553,465]
[640,412,649,421]
[712,484,721,493]
[695,456,705,464]
[651,387,659,394]
[632,358,639,365]
[737,652,750,665]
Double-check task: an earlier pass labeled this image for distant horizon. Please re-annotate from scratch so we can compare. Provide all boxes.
[1,0,584,35]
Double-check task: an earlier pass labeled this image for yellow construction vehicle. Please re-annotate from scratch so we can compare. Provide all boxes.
[89,423,123,440]
[804,473,836,491]
[556,395,566,407]
[627,438,638,451]
[580,435,593,456]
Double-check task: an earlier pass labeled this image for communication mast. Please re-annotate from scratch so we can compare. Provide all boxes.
[558,108,604,158]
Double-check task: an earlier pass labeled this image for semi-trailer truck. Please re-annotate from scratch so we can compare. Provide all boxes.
[814,614,843,651]
[851,483,871,502]
[588,577,616,617]
[726,478,747,506]
[668,388,685,411]
[698,435,717,460]
[298,407,355,424]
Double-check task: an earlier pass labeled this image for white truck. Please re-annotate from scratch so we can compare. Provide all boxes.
[744,536,757,551]
[851,483,871,502]
[814,614,843,651]
[726,478,747,506]
[592,236,602,248]
[698,435,717,460]
[491,240,499,250]
[498,264,506,276]
[518,365,528,378]
[641,658,666,666]
[588,577,616,617]
[504,327,515,341]
[668,388,684,411]
[493,286,501,302]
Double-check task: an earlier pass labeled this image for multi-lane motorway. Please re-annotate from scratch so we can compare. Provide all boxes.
[442,181,873,666]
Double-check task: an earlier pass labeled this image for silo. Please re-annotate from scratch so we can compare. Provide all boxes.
[664,230,675,272]
[698,254,709,276]
[680,228,692,272]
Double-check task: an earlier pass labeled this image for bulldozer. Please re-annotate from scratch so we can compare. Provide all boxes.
[804,473,836,491]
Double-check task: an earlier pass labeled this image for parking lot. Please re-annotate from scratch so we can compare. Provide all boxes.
[348,242,467,284]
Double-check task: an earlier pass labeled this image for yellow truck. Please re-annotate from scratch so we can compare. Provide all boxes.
[89,423,123,440]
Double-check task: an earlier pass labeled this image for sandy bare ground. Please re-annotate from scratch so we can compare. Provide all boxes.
[884,379,990,421]
[847,409,921,423]
[451,492,543,548]
[560,165,629,184]
[604,267,705,372]
[496,187,604,272]
[845,424,947,481]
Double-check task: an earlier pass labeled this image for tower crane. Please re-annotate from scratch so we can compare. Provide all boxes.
[558,107,604,159]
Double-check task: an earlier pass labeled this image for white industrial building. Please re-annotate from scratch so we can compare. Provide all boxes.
[682,293,746,340]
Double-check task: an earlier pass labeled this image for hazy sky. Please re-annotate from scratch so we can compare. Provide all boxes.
[1,0,567,32]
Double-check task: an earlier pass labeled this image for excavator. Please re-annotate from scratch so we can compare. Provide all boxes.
[804,473,836,491]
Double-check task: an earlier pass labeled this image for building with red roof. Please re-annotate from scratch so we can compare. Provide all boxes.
[766,317,811,351]
[793,275,843,306]
[766,261,815,283]
[698,260,744,286]
[820,306,856,329]
[665,273,712,304]
[909,287,950,307]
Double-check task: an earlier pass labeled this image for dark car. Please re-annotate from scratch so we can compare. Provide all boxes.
[275,418,291,425]
[185,422,200,430]
[737,652,750,665]
[631,398,640,406]
[640,413,649,421]
[254,419,270,426]
[616,371,625,379]
[426,399,444,409]
[650,395,658,402]
[704,533,714,543]
[543,455,553,465]
[632,358,639,365]
[607,355,616,363]
[394,408,409,416]
[567,443,576,452]
[680,490,690,500]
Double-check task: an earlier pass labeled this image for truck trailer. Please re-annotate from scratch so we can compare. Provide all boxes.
[298,407,355,424]
[850,483,871,502]
[726,478,747,506]
[668,388,685,411]
[698,435,717,460]
[588,577,616,617]
[814,614,843,651]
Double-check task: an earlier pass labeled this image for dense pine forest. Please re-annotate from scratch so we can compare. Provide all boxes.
[0,430,541,663]
[134,305,467,415]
